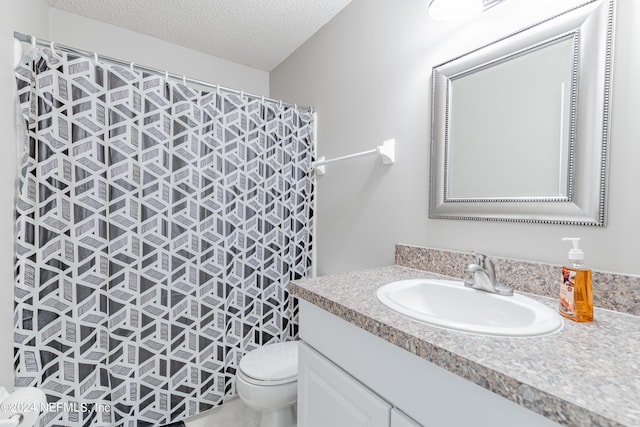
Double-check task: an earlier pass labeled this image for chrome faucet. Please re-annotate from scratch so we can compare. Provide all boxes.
[464,252,513,296]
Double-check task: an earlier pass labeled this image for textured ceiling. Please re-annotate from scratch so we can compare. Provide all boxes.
[47,0,352,71]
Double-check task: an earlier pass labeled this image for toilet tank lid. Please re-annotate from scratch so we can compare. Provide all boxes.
[239,341,299,382]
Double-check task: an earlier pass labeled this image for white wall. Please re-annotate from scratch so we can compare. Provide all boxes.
[271,0,640,277]
[49,8,269,96]
[1,0,50,391]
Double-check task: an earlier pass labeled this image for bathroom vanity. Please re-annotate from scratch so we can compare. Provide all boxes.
[297,300,559,427]
[291,264,640,427]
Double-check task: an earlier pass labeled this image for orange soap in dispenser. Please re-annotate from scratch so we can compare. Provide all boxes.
[559,238,593,322]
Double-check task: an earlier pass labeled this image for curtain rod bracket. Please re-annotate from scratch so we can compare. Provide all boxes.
[377,139,395,165]
[315,157,326,176]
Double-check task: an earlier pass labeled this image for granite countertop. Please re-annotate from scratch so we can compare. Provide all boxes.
[290,265,640,427]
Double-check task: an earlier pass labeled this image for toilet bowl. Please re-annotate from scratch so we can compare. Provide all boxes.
[236,341,298,427]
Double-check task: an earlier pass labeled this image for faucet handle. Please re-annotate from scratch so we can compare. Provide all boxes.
[471,251,487,267]
[471,251,496,280]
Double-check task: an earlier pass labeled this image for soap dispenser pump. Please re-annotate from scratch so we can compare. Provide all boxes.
[559,238,593,322]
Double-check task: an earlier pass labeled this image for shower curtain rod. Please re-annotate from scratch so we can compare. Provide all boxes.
[13,31,312,113]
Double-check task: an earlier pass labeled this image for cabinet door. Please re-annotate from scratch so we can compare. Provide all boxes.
[391,408,422,427]
[298,342,390,427]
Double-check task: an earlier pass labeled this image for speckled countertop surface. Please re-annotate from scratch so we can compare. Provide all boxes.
[290,265,640,427]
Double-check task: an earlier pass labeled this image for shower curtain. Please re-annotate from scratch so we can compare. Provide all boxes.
[13,46,314,427]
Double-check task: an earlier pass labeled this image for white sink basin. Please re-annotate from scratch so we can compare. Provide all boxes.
[376,279,563,337]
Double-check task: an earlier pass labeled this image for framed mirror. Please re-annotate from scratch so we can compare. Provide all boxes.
[429,0,614,226]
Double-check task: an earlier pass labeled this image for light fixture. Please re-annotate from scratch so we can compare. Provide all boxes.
[428,0,507,20]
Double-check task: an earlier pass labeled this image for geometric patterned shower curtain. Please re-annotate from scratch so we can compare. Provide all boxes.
[13,46,314,427]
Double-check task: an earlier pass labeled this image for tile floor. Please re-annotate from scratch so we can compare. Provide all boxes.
[184,397,260,427]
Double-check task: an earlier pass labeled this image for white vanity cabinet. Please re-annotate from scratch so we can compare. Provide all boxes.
[298,300,561,427]
[298,341,420,427]
[298,342,390,427]
[391,409,421,427]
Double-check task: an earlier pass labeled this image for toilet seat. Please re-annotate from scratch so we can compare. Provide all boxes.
[238,341,298,386]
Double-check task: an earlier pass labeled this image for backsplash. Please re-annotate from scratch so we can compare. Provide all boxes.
[395,244,640,316]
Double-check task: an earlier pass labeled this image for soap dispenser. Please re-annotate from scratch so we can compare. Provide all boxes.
[559,238,593,322]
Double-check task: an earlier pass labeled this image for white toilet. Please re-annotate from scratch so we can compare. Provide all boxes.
[236,341,299,427]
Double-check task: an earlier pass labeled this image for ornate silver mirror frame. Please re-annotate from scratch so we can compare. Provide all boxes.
[429,0,614,226]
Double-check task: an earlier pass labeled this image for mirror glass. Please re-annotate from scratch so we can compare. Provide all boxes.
[447,36,574,200]
[429,0,613,225]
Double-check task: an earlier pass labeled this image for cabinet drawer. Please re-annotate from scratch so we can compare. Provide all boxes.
[298,342,391,427]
